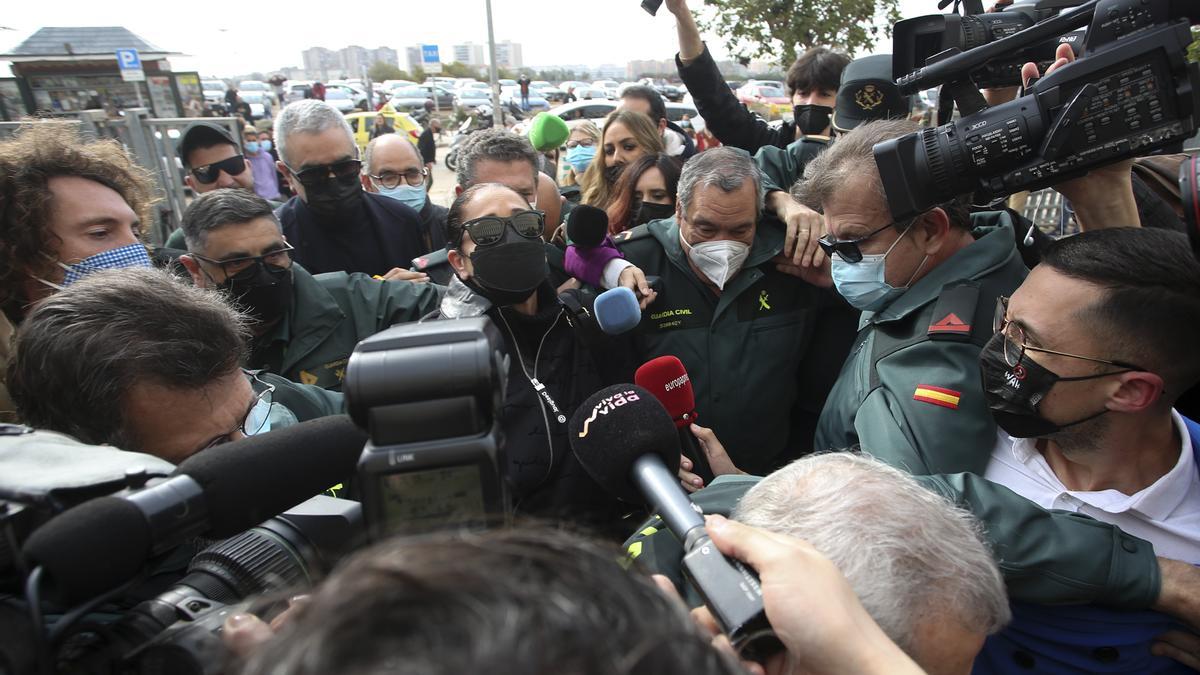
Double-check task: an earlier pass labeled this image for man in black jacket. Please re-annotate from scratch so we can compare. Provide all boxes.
[274,99,432,277]
[667,0,848,152]
[619,85,696,160]
[418,118,441,190]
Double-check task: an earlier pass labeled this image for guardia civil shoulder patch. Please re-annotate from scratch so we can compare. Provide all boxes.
[913,385,961,410]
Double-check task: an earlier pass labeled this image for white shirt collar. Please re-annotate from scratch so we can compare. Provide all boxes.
[1002,410,1195,521]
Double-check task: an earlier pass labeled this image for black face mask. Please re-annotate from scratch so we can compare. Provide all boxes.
[303,173,364,221]
[218,263,294,326]
[979,332,1114,439]
[793,104,832,136]
[632,200,675,227]
[462,239,546,307]
[604,164,625,186]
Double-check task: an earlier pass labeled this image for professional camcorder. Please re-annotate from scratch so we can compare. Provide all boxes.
[893,0,1086,89]
[344,317,511,542]
[877,0,1200,221]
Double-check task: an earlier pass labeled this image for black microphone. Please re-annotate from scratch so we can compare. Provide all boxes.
[568,385,780,658]
[23,415,367,604]
[566,203,609,249]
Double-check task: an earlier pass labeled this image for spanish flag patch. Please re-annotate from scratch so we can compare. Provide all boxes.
[913,385,961,410]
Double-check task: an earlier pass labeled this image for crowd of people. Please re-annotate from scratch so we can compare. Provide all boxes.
[2,0,1200,672]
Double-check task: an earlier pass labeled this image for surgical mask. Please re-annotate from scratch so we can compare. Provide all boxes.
[260,140,273,152]
[793,104,832,136]
[680,231,750,290]
[830,225,927,312]
[565,145,596,173]
[244,141,261,154]
[979,333,1115,439]
[378,182,428,212]
[462,240,547,306]
[36,242,153,290]
[303,172,364,221]
[633,200,675,227]
[217,263,294,326]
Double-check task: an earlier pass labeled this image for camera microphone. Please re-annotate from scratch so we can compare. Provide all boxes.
[635,356,713,482]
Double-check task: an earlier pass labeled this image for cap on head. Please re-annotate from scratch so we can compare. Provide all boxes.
[831,55,912,134]
[179,122,238,167]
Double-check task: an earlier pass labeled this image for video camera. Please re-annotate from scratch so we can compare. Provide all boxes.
[344,317,511,542]
[877,0,1200,221]
[893,0,1086,89]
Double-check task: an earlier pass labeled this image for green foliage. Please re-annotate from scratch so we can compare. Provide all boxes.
[697,0,904,68]
[496,67,518,80]
[442,62,483,78]
[368,62,407,82]
[1189,27,1199,64]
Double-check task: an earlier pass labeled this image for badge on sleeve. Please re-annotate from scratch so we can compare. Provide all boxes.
[913,385,961,410]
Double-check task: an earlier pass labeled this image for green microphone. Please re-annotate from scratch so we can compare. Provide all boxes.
[528,112,570,153]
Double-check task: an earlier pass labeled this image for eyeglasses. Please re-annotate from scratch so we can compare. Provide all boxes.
[461,210,545,247]
[566,138,595,149]
[191,155,248,184]
[192,243,295,278]
[818,220,908,263]
[285,159,363,187]
[369,167,428,189]
[199,371,275,453]
[993,296,1147,371]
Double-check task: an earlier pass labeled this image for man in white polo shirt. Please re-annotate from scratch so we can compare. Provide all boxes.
[976,227,1200,673]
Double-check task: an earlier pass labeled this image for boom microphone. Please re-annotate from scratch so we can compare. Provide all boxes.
[635,356,712,482]
[528,112,570,152]
[568,385,780,657]
[593,287,642,335]
[23,415,367,604]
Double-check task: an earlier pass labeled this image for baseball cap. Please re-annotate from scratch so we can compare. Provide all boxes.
[831,54,911,133]
[178,121,239,167]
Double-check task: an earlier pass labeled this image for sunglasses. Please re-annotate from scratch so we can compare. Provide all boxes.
[818,217,917,263]
[192,243,295,278]
[286,159,363,187]
[461,210,545,247]
[191,155,247,184]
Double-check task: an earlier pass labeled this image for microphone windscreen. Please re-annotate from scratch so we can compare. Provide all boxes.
[23,497,153,604]
[177,415,367,536]
[594,287,641,335]
[566,203,610,249]
[634,356,696,429]
[528,112,570,152]
[568,384,680,502]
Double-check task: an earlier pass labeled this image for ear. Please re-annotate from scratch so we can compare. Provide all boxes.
[184,174,196,192]
[916,207,953,256]
[447,248,469,278]
[658,118,668,133]
[455,184,464,197]
[361,173,375,192]
[277,160,301,195]
[178,254,206,287]
[1107,372,1165,414]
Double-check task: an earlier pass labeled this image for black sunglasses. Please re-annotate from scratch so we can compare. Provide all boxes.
[192,243,295,278]
[461,210,545,247]
[818,218,915,263]
[286,159,363,187]
[191,155,247,184]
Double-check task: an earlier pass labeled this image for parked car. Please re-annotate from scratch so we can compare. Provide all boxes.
[499,79,517,88]
[328,84,369,111]
[324,88,357,114]
[592,80,621,98]
[500,87,550,112]
[532,83,566,103]
[736,84,792,120]
[516,99,699,135]
[283,81,312,104]
[571,86,611,101]
[202,79,227,107]
[417,84,456,110]
[454,87,493,112]
[239,91,272,119]
[386,86,433,112]
[345,108,423,153]
[238,80,277,107]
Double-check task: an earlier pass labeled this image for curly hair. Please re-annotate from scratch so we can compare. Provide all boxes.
[0,123,157,318]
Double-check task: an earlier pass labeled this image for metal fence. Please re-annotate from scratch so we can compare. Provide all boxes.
[0,110,240,245]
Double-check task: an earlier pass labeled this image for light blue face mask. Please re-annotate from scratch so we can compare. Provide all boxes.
[260,140,273,152]
[565,145,596,173]
[377,182,428,212]
[37,242,154,290]
[244,141,261,154]
[830,224,928,312]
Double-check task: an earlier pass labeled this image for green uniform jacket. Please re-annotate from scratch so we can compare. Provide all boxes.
[623,213,1161,609]
[616,218,857,475]
[254,265,440,389]
[754,136,828,196]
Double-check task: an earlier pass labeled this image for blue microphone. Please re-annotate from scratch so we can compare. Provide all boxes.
[593,287,641,335]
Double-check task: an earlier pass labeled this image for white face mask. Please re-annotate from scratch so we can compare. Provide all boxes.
[680,230,750,290]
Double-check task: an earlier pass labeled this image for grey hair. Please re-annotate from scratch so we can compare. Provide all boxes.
[6,267,250,452]
[455,128,538,189]
[677,146,765,220]
[182,188,280,252]
[363,134,420,176]
[275,99,356,166]
[795,118,919,211]
[733,452,1010,660]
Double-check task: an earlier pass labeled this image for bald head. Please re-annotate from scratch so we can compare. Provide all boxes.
[362,134,424,194]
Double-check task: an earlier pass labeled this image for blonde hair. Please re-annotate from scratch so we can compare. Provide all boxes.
[560,120,601,188]
[580,110,664,208]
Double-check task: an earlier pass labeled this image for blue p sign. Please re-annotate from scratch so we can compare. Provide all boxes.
[116,49,142,71]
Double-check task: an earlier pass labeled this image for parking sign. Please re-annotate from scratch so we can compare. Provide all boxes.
[421,44,442,74]
[116,49,145,82]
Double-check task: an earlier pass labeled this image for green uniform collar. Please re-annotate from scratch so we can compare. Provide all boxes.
[274,264,345,373]
[868,213,1020,326]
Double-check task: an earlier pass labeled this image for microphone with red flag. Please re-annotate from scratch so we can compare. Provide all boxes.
[635,355,713,484]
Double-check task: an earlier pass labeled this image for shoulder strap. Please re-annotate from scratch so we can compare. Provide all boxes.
[613,223,654,245]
